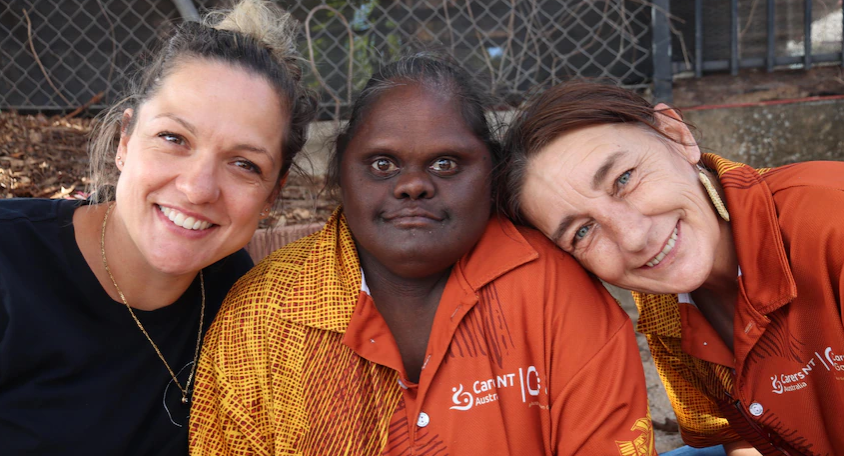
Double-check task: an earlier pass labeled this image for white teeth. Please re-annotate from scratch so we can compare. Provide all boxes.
[647,226,678,268]
[157,205,212,231]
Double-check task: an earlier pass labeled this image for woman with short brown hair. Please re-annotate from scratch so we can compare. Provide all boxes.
[500,81,844,456]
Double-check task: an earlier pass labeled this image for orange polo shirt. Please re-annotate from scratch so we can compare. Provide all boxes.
[635,155,844,455]
[190,210,655,455]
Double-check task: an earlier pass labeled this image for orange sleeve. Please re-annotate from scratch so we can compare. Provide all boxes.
[553,314,656,456]
[535,258,655,456]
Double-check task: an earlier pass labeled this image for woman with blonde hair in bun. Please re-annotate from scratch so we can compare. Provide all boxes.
[0,1,316,454]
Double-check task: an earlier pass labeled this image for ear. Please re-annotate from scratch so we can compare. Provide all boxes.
[654,103,700,164]
[116,108,134,171]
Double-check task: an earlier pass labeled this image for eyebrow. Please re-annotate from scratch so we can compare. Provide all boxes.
[154,113,274,163]
[550,214,577,245]
[591,151,624,191]
[154,113,198,136]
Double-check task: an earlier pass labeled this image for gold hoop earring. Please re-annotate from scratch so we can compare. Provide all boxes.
[697,164,730,222]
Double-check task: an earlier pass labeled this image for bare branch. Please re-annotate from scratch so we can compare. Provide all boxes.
[22,8,71,106]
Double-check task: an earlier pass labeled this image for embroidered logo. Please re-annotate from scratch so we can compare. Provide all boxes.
[449,366,543,411]
[770,346,844,394]
[819,346,844,372]
[616,414,655,456]
[449,384,474,411]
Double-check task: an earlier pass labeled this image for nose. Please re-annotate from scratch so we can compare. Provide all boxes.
[600,202,650,253]
[175,153,221,205]
[393,168,435,200]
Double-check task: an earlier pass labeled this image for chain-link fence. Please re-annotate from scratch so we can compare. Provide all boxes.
[1,0,654,120]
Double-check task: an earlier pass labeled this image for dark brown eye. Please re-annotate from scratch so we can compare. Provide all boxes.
[430,158,457,174]
[371,158,398,174]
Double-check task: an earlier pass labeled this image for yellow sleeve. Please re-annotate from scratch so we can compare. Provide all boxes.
[647,334,742,448]
[189,264,288,456]
[189,317,272,456]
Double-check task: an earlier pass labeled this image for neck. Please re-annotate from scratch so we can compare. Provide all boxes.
[359,252,452,309]
[74,203,197,311]
[697,217,739,299]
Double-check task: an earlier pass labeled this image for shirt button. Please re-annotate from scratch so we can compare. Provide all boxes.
[749,402,764,416]
[416,412,430,428]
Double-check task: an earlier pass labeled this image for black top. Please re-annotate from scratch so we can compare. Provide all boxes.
[0,199,253,455]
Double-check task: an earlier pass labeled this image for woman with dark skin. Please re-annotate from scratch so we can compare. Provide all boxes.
[191,55,655,455]
[500,82,844,456]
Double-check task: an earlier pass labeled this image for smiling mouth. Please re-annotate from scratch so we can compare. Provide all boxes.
[158,205,213,231]
[645,225,678,268]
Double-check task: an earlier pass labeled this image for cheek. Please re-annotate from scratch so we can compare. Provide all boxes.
[579,240,623,278]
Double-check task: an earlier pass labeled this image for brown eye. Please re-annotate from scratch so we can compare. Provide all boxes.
[158,132,186,146]
[430,158,457,174]
[370,158,398,175]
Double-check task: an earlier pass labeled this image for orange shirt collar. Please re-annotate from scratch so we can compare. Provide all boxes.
[342,216,539,379]
[703,154,797,316]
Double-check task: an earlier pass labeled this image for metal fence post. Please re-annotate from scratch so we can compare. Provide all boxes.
[652,0,673,103]
[172,0,200,22]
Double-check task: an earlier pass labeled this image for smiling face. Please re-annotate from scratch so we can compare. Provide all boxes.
[339,82,493,279]
[113,58,286,276]
[519,121,724,294]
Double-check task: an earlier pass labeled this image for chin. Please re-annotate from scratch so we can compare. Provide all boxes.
[146,250,207,277]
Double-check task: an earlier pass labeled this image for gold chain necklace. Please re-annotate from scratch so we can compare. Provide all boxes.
[100,203,205,404]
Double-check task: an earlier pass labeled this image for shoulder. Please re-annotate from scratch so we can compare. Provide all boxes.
[486,221,631,334]
[511,223,612,299]
[216,230,323,315]
[760,163,844,275]
[0,198,70,224]
[202,248,254,304]
[758,162,844,234]
[0,199,80,254]
[760,160,844,194]
[472,217,595,283]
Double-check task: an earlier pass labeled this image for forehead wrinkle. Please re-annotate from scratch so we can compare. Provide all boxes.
[523,154,579,236]
[525,140,613,242]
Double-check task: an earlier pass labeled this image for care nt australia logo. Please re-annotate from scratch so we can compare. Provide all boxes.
[450,366,542,411]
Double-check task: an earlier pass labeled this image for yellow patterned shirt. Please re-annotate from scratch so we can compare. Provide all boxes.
[190,209,656,455]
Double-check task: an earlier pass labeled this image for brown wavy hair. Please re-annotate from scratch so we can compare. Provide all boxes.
[498,81,693,225]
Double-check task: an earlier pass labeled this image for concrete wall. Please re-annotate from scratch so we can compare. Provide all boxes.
[684,96,844,167]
